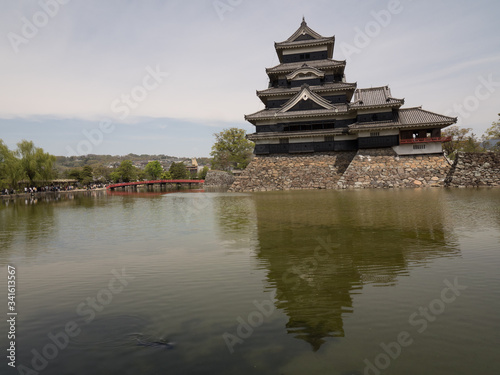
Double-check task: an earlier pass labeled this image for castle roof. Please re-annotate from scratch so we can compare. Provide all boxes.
[257,82,357,98]
[350,86,404,107]
[274,18,335,61]
[266,59,345,75]
[245,104,349,123]
[348,107,457,132]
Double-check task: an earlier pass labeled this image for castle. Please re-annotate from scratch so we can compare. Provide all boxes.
[230,19,458,192]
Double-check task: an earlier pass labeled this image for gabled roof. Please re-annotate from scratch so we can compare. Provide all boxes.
[274,18,335,62]
[281,17,324,43]
[350,86,404,107]
[279,84,335,113]
[286,64,325,81]
[266,59,345,75]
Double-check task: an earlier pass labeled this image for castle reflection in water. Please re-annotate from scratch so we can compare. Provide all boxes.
[214,190,460,351]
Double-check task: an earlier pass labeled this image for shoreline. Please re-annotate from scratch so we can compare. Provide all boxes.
[0,188,107,200]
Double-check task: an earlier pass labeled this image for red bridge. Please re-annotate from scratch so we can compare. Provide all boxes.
[107,179,204,190]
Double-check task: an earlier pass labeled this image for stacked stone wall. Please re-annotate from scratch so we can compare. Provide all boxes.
[445,152,500,187]
[227,149,500,192]
[204,170,235,189]
[337,149,452,189]
[229,152,356,192]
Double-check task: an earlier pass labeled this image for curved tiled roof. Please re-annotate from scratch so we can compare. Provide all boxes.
[266,59,345,74]
[257,82,357,98]
[275,18,334,48]
[347,107,457,132]
[350,86,403,107]
[245,104,349,123]
[398,107,457,125]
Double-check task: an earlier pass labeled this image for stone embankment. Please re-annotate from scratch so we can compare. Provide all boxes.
[337,148,451,189]
[204,170,235,190]
[228,150,500,192]
[228,152,355,192]
[446,152,500,187]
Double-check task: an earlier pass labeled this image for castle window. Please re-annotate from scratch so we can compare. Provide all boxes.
[280,138,289,144]
[370,132,380,137]
[325,136,335,142]
[413,144,426,150]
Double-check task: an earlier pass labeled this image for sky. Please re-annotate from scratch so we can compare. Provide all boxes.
[0,0,499,157]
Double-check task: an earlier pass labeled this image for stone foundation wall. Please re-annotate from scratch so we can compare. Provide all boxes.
[228,149,500,192]
[229,152,356,192]
[337,149,452,189]
[446,152,500,187]
[204,170,235,188]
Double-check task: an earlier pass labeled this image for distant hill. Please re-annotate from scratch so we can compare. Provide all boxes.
[55,154,212,173]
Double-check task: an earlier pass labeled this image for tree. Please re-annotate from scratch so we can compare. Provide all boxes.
[36,148,57,183]
[16,140,38,184]
[144,161,163,180]
[110,160,137,182]
[442,126,483,158]
[92,164,112,182]
[15,140,56,185]
[161,171,173,180]
[80,165,94,185]
[482,116,500,151]
[67,168,82,181]
[169,162,189,179]
[210,128,254,171]
[197,166,209,180]
[0,141,23,189]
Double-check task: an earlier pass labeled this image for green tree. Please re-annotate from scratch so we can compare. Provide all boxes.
[197,166,209,180]
[442,126,483,158]
[36,148,57,183]
[144,160,163,180]
[16,140,38,184]
[15,140,56,185]
[481,116,500,150]
[67,168,82,181]
[137,169,147,181]
[80,165,94,185]
[0,141,23,189]
[110,160,137,182]
[92,164,112,182]
[210,128,254,171]
[169,162,189,179]
[161,171,173,180]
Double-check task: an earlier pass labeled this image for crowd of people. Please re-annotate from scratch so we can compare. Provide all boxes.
[1,183,107,196]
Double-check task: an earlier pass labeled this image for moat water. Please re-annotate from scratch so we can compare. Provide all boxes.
[1,188,499,375]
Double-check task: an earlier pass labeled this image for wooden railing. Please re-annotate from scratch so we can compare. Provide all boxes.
[400,136,452,144]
